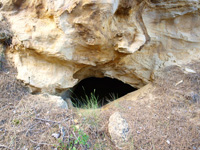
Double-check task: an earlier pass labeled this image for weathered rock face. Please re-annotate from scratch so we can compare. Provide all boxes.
[0,0,200,93]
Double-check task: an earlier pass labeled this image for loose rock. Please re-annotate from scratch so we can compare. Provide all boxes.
[108,112,129,148]
[52,133,61,139]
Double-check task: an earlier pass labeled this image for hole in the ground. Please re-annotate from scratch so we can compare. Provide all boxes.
[68,77,137,108]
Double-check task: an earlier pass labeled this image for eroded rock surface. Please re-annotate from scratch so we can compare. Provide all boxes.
[0,0,199,93]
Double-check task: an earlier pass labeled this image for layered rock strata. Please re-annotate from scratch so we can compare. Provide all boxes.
[0,0,199,93]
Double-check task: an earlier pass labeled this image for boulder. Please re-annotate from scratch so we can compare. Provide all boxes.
[108,112,129,148]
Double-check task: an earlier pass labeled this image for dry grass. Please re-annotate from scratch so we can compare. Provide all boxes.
[101,62,200,150]
[0,58,199,150]
[0,60,111,150]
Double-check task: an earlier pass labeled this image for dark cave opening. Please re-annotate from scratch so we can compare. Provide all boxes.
[69,77,137,108]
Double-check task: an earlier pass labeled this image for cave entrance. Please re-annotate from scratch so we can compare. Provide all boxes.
[69,77,137,108]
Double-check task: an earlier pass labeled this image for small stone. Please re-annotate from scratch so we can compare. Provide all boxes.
[45,122,50,126]
[190,93,200,104]
[186,92,200,104]
[52,133,61,139]
[137,131,140,134]
[166,140,170,145]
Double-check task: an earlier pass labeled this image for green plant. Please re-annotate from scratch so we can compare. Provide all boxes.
[54,138,68,150]
[70,87,119,109]
[71,87,99,109]
[68,126,89,150]
[82,89,99,109]
[54,126,89,150]
[74,127,89,147]
[12,119,20,125]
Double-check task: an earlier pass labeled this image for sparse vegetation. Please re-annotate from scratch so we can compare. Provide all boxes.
[105,92,119,103]
[71,87,119,109]
[80,89,99,109]
[54,127,89,150]
[12,119,21,125]
[71,88,99,109]
[73,127,89,149]
[0,60,200,150]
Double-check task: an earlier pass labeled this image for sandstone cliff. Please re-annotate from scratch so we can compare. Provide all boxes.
[0,0,199,93]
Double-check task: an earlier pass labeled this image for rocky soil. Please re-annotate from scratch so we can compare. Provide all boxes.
[0,0,200,149]
[0,59,199,150]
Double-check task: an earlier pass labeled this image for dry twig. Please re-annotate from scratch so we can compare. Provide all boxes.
[0,144,13,150]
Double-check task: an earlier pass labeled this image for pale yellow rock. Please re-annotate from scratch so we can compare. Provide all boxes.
[1,0,200,93]
[108,112,129,149]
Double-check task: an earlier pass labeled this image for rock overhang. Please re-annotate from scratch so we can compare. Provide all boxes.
[0,0,199,94]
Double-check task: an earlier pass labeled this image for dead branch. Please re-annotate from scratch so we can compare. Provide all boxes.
[0,144,13,150]
[34,118,59,124]
[25,121,42,136]
[29,139,54,146]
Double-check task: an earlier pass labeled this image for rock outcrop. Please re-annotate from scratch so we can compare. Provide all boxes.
[0,0,199,93]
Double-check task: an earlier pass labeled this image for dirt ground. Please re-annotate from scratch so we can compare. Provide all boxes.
[0,59,199,150]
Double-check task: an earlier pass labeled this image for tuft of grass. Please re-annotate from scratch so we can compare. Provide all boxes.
[71,87,120,109]
[71,87,99,109]
[82,89,99,109]
[108,92,118,102]
[101,92,119,105]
